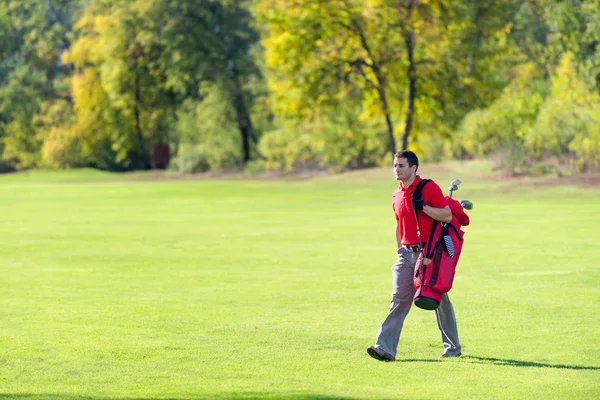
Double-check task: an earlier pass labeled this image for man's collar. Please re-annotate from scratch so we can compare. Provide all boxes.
[400,175,421,190]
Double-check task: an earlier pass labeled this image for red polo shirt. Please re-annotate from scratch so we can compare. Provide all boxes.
[392,176,448,245]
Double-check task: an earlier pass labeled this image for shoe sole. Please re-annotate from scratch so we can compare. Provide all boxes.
[439,352,462,358]
[367,347,394,362]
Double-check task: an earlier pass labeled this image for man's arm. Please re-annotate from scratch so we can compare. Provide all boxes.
[396,220,401,248]
[418,180,452,223]
[423,204,452,223]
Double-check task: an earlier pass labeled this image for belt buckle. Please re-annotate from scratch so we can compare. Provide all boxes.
[403,244,421,252]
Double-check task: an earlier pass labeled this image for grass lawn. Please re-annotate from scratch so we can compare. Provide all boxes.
[1,162,599,400]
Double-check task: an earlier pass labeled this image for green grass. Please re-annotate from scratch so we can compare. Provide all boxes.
[1,163,599,400]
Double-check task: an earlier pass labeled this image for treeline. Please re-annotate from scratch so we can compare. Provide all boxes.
[1,0,599,174]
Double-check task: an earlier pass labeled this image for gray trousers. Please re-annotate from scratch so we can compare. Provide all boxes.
[374,246,461,358]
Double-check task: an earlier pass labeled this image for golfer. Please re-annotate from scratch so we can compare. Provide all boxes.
[367,150,462,361]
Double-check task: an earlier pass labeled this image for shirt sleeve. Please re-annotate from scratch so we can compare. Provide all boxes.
[423,181,448,208]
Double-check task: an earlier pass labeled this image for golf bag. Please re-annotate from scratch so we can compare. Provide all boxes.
[412,180,470,310]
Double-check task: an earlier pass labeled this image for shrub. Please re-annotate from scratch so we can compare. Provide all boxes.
[244,159,266,176]
[37,100,85,168]
[259,105,388,173]
[528,54,600,171]
[169,147,210,174]
[259,123,321,173]
[568,110,600,172]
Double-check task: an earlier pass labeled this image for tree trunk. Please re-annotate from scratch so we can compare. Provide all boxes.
[212,11,257,164]
[134,74,144,145]
[133,73,150,169]
[402,30,416,151]
[376,83,397,157]
[46,0,72,80]
[350,18,396,158]
[228,61,252,163]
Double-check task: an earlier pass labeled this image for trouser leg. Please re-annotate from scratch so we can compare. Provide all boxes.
[435,292,461,354]
[374,248,416,358]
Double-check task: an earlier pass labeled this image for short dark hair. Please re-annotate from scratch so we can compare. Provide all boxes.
[394,150,419,170]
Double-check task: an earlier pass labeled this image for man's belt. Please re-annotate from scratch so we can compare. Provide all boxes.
[402,244,422,252]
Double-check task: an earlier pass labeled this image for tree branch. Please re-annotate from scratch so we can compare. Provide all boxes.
[46,0,62,24]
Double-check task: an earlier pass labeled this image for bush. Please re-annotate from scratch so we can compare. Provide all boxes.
[415,133,448,164]
[259,104,388,173]
[259,123,321,173]
[1,120,42,169]
[527,98,579,158]
[244,159,266,176]
[37,100,85,168]
[568,110,600,172]
[528,54,600,172]
[39,126,84,168]
[0,157,17,173]
[488,145,528,176]
[169,147,210,173]
[318,112,386,171]
[452,78,549,160]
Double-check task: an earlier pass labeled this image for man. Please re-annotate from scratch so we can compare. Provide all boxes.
[367,150,462,361]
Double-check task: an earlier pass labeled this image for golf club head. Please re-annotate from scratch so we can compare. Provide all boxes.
[448,185,459,196]
[448,179,462,197]
[460,200,473,210]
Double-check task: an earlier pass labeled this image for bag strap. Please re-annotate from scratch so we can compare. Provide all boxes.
[412,178,431,246]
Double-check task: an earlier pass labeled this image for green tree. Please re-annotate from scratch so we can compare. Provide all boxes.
[509,0,562,78]
[206,0,263,163]
[546,0,600,92]
[0,0,82,170]
[65,0,264,170]
[257,0,515,159]
[258,0,404,156]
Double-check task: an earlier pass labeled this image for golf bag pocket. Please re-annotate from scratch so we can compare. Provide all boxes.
[413,222,463,310]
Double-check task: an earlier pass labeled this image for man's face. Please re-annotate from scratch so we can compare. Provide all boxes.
[393,157,414,181]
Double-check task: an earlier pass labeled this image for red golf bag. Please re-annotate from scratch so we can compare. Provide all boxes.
[412,182,470,310]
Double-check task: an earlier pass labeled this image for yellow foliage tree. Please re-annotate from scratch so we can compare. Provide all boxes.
[257,0,513,158]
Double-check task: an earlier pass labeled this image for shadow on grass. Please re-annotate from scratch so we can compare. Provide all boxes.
[463,355,600,370]
[0,393,383,400]
[397,355,600,370]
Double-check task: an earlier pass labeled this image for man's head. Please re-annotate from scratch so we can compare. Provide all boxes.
[393,150,419,181]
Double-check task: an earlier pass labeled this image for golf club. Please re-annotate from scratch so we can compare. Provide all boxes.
[460,199,473,210]
[448,179,461,197]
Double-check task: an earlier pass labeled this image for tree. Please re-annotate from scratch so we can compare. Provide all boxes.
[0,0,82,170]
[257,0,404,156]
[128,0,263,164]
[257,0,514,157]
[64,0,264,169]
[546,0,600,92]
[206,0,263,163]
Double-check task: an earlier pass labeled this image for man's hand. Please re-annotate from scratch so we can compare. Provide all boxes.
[412,190,425,211]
